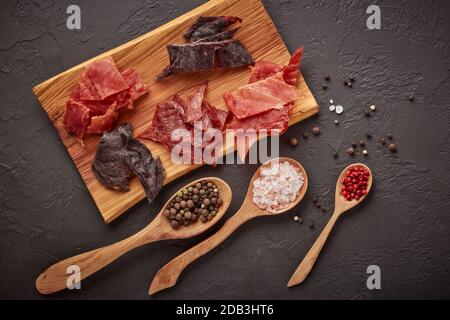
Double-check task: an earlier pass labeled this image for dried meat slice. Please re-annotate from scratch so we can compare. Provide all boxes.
[283,47,303,86]
[156,40,253,81]
[63,99,91,143]
[92,123,165,203]
[85,57,129,99]
[196,28,240,43]
[227,107,290,161]
[86,102,118,134]
[204,101,229,131]
[223,72,298,119]
[183,16,242,42]
[182,83,207,124]
[121,68,149,101]
[248,61,285,83]
[139,95,190,151]
[79,71,102,101]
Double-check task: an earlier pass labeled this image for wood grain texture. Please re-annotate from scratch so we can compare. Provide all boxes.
[32,0,319,223]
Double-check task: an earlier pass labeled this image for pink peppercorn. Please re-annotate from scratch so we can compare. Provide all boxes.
[341,166,370,201]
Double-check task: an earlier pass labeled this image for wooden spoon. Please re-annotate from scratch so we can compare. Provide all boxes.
[35,177,231,295]
[287,163,373,287]
[149,157,308,295]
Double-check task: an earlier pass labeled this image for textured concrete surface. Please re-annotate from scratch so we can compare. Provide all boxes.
[0,0,449,300]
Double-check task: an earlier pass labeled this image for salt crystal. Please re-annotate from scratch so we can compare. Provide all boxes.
[329,99,334,104]
[252,161,304,213]
[335,105,344,114]
[329,105,336,112]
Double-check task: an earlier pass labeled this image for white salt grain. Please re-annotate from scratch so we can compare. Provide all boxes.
[329,99,334,104]
[335,105,344,114]
[252,161,304,213]
[329,105,336,112]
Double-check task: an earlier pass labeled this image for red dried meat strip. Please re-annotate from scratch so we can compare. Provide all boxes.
[182,83,207,124]
[203,101,229,131]
[63,99,91,143]
[64,57,148,143]
[139,95,190,151]
[85,57,129,99]
[248,61,285,84]
[283,47,303,86]
[121,68,149,101]
[87,102,118,134]
[223,72,298,119]
[79,71,102,101]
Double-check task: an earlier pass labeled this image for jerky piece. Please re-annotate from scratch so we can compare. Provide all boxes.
[139,95,190,151]
[156,40,253,80]
[214,40,254,69]
[183,16,241,42]
[194,28,240,43]
[92,123,165,204]
[126,139,165,204]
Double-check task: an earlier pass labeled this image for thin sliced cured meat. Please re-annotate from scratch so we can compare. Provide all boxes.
[223,72,298,119]
[64,57,148,143]
[85,57,129,99]
[283,47,303,86]
[79,71,102,101]
[63,100,91,143]
[86,102,118,134]
[227,107,290,161]
[182,83,207,124]
[121,68,149,101]
[139,96,190,151]
[203,101,229,131]
[248,61,285,84]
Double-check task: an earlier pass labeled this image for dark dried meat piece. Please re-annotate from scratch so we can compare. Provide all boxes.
[183,16,241,42]
[92,123,165,204]
[156,40,253,80]
[195,28,240,43]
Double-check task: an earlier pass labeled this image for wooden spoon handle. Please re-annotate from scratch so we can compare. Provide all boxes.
[36,227,156,295]
[288,213,339,287]
[149,210,252,295]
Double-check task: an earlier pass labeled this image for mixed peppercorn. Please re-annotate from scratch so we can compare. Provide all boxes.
[164,180,223,229]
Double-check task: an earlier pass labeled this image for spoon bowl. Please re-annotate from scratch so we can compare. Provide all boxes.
[334,163,373,214]
[36,177,231,295]
[288,163,373,287]
[242,157,308,216]
[149,157,308,295]
[149,177,232,240]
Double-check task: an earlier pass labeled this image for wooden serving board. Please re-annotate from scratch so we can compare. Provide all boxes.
[33,0,319,223]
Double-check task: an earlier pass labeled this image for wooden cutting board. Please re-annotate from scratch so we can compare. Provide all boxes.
[33,0,319,223]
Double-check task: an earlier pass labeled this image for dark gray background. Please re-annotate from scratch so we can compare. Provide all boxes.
[1,0,449,300]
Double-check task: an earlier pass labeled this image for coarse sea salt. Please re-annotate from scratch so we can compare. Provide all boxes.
[252,161,304,213]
